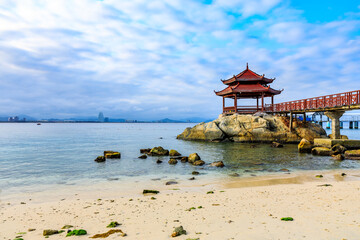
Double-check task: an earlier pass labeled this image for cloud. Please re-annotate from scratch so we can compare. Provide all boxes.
[0,0,359,120]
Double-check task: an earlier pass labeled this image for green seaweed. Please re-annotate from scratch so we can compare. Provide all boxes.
[143,190,159,194]
[281,217,294,221]
[207,191,214,194]
[66,229,87,236]
[106,221,120,228]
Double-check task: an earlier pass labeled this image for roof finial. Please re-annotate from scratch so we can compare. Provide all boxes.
[246,62,248,70]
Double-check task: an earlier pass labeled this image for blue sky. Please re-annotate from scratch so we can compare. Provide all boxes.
[0,0,359,120]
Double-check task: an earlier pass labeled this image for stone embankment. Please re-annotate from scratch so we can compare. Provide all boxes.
[177,114,327,143]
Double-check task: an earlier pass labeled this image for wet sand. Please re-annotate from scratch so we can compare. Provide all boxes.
[1,169,360,239]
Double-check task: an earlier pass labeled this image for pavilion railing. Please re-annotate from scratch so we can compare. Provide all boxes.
[223,105,274,114]
[271,90,360,112]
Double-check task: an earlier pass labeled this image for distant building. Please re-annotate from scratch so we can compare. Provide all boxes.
[104,117,109,122]
[98,112,104,122]
[8,116,19,122]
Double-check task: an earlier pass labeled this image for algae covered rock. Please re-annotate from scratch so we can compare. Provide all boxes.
[332,154,345,161]
[331,144,347,155]
[138,154,147,159]
[168,158,178,165]
[169,149,181,156]
[43,229,59,236]
[345,149,360,160]
[143,189,159,194]
[94,156,106,162]
[171,226,186,237]
[311,147,333,156]
[210,161,225,168]
[107,221,120,228]
[140,148,151,154]
[328,134,348,139]
[188,153,201,163]
[150,146,169,156]
[104,151,121,159]
[298,138,313,153]
[66,229,87,236]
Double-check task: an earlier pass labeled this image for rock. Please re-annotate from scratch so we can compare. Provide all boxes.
[328,134,348,139]
[332,154,345,161]
[149,146,169,156]
[171,226,186,237]
[331,144,347,154]
[188,153,201,163]
[61,225,73,229]
[168,158,178,165]
[66,229,87,236]
[104,151,121,159]
[271,142,283,148]
[180,157,188,162]
[177,115,327,143]
[143,189,159,194]
[169,149,181,156]
[344,149,360,160]
[189,177,195,180]
[165,181,178,185]
[140,148,151,154]
[298,138,313,153]
[107,221,120,228]
[192,171,200,175]
[138,154,147,159]
[311,147,333,156]
[94,156,105,162]
[279,168,290,172]
[156,159,163,164]
[228,173,240,177]
[210,161,225,168]
[192,160,205,166]
[341,173,347,176]
[28,228,36,232]
[43,230,59,236]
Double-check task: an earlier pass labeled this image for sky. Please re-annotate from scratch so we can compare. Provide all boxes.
[0,0,359,120]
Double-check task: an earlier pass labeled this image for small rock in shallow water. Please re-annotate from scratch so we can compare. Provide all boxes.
[210,161,225,168]
[156,159,163,164]
[192,171,200,175]
[189,177,195,180]
[171,226,186,237]
[188,153,201,163]
[168,159,178,165]
[279,168,290,172]
[332,154,344,161]
[140,148,151,154]
[104,151,121,159]
[138,154,147,159]
[271,142,283,148]
[181,157,188,162]
[94,156,106,162]
[192,160,205,166]
[228,173,240,177]
[341,173,347,176]
[169,149,181,156]
[166,181,178,185]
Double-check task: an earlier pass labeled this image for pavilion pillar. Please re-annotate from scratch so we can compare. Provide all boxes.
[325,111,345,139]
[222,97,225,113]
[256,97,259,111]
[271,96,274,113]
[261,93,264,112]
[234,94,237,113]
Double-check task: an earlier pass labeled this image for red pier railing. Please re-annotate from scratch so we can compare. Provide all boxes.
[270,90,360,112]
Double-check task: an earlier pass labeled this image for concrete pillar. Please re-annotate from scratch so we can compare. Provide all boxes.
[350,121,353,129]
[325,111,345,139]
[355,121,359,129]
[289,111,293,132]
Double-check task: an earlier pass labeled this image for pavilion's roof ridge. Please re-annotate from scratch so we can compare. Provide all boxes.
[221,64,275,85]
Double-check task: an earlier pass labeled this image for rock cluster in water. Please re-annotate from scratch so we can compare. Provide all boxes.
[177,114,327,143]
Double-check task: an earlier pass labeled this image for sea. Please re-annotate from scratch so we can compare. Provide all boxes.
[0,123,360,196]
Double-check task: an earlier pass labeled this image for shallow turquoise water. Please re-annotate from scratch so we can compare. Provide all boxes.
[0,123,359,194]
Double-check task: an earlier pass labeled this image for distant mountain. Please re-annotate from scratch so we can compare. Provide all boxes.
[179,117,214,123]
[155,118,185,123]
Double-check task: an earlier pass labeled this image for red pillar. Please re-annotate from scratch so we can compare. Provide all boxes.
[261,93,264,112]
[234,94,238,113]
[257,96,259,111]
[271,95,274,112]
[222,96,225,113]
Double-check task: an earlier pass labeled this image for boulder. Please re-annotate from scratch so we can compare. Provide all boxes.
[168,159,178,165]
[180,157,188,162]
[298,138,313,153]
[192,160,205,166]
[104,151,121,159]
[149,146,169,156]
[188,153,201,163]
[311,147,333,156]
[331,144,347,155]
[138,154,147,159]
[210,161,225,168]
[140,148,151,154]
[192,171,200,175]
[271,142,283,148]
[156,159,162,164]
[94,156,106,162]
[344,150,360,160]
[177,114,327,143]
[169,150,181,156]
[332,154,345,161]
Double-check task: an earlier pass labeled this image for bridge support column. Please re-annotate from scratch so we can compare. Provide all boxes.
[325,111,345,139]
[355,121,359,129]
[350,121,353,129]
[303,112,306,123]
[289,111,293,132]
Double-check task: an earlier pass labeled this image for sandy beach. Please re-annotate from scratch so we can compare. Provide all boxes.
[1,170,360,240]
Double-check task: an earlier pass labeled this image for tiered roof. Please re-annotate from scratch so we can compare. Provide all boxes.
[221,64,275,85]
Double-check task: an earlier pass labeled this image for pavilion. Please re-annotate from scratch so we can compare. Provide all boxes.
[215,64,282,114]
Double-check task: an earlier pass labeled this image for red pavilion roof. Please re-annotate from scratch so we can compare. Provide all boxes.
[222,64,275,85]
[215,82,282,97]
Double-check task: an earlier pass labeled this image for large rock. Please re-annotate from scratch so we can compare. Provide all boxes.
[177,114,327,143]
[298,138,313,153]
[344,150,360,160]
[311,147,333,156]
[104,151,121,159]
[169,149,181,156]
[331,144,347,154]
[210,161,225,167]
[188,153,201,163]
[149,146,169,156]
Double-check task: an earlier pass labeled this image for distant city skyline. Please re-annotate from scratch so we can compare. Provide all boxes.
[0,1,359,120]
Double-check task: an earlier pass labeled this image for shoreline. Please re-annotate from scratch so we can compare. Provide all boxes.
[1,169,360,239]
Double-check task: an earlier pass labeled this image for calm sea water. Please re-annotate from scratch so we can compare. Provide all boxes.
[0,123,360,195]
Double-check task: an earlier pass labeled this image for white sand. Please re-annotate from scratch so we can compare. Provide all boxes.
[1,170,360,240]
